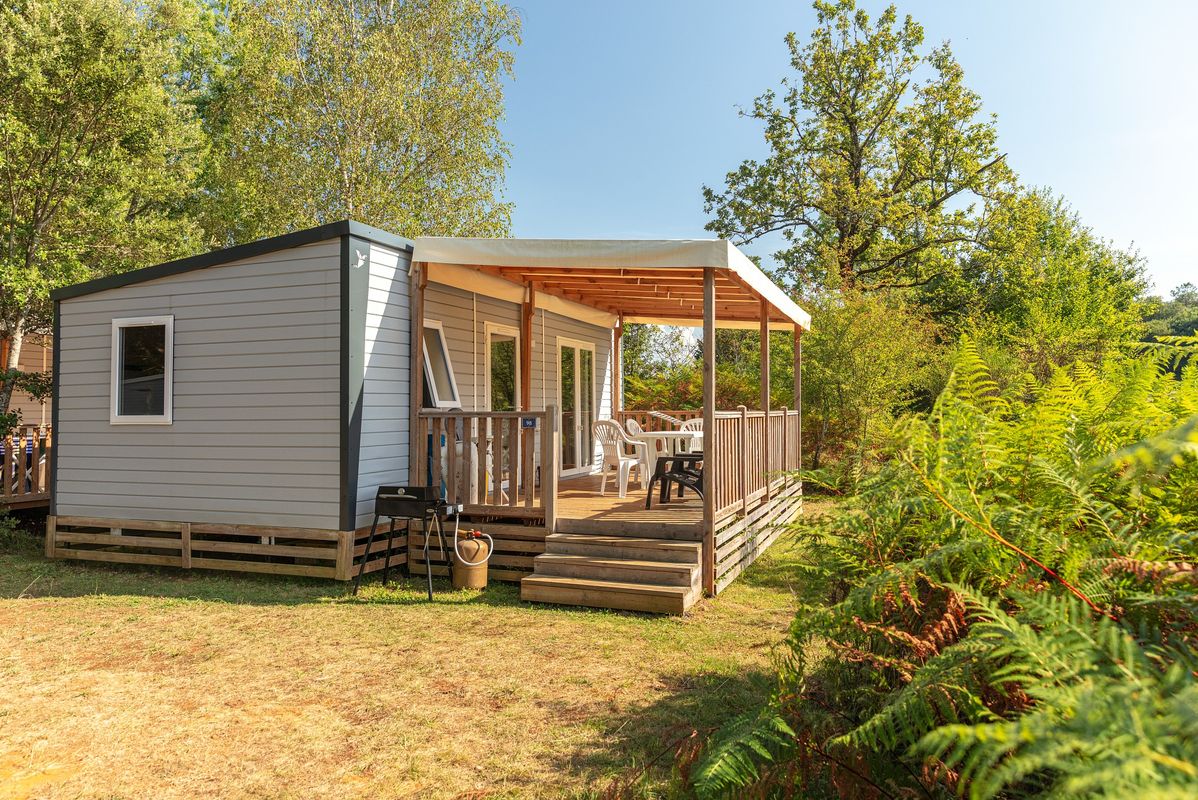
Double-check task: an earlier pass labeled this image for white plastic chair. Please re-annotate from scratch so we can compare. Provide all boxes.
[593,420,649,498]
[626,417,666,459]
[679,418,703,453]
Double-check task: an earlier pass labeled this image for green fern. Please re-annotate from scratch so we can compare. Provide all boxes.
[690,707,796,799]
[686,338,1198,799]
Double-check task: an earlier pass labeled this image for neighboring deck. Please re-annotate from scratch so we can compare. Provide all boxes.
[2,424,51,510]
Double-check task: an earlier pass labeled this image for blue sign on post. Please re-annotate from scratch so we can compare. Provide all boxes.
[521,417,537,429]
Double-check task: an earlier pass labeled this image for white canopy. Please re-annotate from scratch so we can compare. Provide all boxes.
[412,237,812,331]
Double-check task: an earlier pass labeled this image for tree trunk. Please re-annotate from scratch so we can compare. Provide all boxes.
[0,318,25,416]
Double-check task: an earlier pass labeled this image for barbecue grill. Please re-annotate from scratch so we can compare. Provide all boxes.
[352,485,463,600]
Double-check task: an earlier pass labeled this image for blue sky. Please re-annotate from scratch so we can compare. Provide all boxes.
[501,1,1196,296]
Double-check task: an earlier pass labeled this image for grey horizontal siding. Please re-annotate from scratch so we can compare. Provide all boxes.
[354,243,412,527]
[55,239,343,528]
[423,280,614,475]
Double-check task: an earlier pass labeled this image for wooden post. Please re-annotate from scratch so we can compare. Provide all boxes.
[739,405,749,515]
[520,285,534,410]
[180,522,192,569]
[520,285,534,501]
[409,262,427,484]
[541,406,559,532]
[702,269,716,595]
[335,529,353,580]
[794,324,803,504]
[760,300,771,499]
[44,515,56,559]
[613,315,623,414]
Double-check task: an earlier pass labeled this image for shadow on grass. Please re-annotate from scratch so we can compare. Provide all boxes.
[546,666,778,798]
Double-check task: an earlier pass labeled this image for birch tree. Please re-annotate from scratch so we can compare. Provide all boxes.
[0,0,209,420]
[202,0,521,243]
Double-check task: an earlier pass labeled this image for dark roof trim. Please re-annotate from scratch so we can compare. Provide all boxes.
[51,220,415,301]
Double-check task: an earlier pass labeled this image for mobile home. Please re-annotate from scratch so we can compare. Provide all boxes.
[47,221,810,613]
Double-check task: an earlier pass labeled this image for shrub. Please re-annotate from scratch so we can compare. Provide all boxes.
[689,337,1198,799]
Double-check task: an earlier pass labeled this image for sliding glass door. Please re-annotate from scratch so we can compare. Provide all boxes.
[558,339,596,476]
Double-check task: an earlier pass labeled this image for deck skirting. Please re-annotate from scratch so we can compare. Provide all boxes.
[46,515,404,581]
[45,515,547,584]
[713,479,803,593]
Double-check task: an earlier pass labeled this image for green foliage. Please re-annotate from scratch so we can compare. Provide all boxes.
[0,0,211,410]
[201,0,520,243]
[801,292,944,480]
[1144,283,1198,341]
[688,340,1198,799]
[704,0,1012,293]
[950,191,1149,380]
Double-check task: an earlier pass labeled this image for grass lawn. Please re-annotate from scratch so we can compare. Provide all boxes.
[0,507,826,800]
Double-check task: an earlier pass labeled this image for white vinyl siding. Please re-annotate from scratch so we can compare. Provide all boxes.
[55,240,343,528]
[354,242,412,528]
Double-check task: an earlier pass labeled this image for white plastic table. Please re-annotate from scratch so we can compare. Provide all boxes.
[630,429,703,460]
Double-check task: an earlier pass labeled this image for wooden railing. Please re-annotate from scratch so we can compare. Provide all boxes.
[3,424,52,505]
[710,408,800,521]
[614,409,702,432]
[417,408,558,528]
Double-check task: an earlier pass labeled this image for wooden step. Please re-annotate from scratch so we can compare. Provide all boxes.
[544,533,701,563]
[532,553,698,587]
[554,516,703,540]
[520,574,699,615]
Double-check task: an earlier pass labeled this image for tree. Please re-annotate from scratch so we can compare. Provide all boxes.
[800,292,941,477]
[959,191,1147,380]
[202,0,521,243]
[704,0,1011,294]
[1144,282,1198,339]
[0,0,210,420]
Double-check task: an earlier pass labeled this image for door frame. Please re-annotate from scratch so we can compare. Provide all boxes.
[556,336,597,477]
[483,321,520,412]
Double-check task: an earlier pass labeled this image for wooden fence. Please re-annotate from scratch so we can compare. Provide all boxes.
[417,407,559,527]
[708,408,802,591]
[4,424,51,507]
[614,409,702,432]
[709,408,800,519]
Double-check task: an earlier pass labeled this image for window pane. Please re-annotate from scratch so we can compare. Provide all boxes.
[489,334,516,411]
[119,325,166,416]
[580,348,594,462]
[424,327,457,405]
[560,347,576,470]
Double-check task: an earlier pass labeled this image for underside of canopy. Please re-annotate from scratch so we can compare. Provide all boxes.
[411,237,812,331]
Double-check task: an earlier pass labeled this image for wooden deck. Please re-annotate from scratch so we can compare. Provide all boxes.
[554,472,703,539]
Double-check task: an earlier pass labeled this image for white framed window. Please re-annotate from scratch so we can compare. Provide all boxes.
[110,315,173,425]
[484,322,520,412]
[422,319,461,409]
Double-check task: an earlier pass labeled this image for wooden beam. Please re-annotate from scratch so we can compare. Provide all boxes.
[702,269,716,596]
[409,262,426,485]
[760,300,771,500]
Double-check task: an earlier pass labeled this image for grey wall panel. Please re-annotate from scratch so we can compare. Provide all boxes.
[55,239,343,528]
[354,243,412,527]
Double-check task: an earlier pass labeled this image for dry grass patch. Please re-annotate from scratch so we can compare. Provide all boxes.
[0,511,825,799]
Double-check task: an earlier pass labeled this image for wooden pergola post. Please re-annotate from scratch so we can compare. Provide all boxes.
[409,262,426,485]
[760,299,771,500]
[702,269,716,595]
[521,284,535,501]
[613,314,623,415]
[520,284,534,410]
[794,323,802,475]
